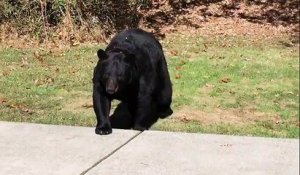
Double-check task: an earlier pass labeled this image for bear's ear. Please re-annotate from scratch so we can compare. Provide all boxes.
[97,49,107,60]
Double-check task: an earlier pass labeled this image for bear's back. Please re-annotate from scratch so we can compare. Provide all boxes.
[106,29,162,53]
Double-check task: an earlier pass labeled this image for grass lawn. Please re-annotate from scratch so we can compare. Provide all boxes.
[0,32,299,138]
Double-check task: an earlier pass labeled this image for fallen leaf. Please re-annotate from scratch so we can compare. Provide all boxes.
[180,60,187,65]
[22,108,34,115]
[72,40,80,46]
[180,116,191,123]
[6,102,34,115]
[69,68,76,75]
[34,79,43,86]
[46,77,54,84]
[176,66,182,70]
[8,103,23,109]
[0,97,8,104]
[170,50,178,56]
[2,70,10,76]
[82,103,93,108]
[34,77,54,86]
[205,83,214,88]
[220,77,231,83]
[20,57,29,67]
[33,51,44,64]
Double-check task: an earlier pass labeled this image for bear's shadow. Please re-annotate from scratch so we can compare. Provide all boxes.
[109,102,134,129]
[109,102,165,130]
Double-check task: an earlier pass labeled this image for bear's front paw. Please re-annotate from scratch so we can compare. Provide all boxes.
[95,124,112,135]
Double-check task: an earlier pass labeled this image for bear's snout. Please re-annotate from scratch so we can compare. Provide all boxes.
[106,79,119,94]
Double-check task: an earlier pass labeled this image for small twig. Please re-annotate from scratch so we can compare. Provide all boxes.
[39,0,48,42]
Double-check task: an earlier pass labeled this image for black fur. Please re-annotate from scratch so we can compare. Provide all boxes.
[93,29,172,135]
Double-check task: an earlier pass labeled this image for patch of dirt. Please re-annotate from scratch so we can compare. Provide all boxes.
[61,95,287,127]
[63,96,93,113]
[172,106,282,126]
[62,96,120,115]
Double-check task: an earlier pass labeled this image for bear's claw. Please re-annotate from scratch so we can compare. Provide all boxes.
[95,126,112,135]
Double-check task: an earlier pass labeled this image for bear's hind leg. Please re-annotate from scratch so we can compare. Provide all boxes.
[133,101,159,131]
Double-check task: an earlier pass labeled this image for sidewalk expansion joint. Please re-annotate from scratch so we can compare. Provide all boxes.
[80,131,143,175]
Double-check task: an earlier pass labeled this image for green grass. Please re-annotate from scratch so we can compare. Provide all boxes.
[0,35,299,138]
[0,46,98,126]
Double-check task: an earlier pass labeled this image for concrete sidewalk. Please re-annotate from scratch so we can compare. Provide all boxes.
[0,121,299,175]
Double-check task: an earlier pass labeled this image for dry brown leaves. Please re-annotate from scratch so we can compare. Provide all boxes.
[0,97,34,115]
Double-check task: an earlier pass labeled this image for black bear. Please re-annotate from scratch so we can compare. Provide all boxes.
[92,29,173,135]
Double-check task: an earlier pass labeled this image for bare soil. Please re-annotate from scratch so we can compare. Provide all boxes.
[172,106,282,126]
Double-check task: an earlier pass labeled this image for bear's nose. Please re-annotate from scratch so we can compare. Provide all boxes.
[106,79,118,94]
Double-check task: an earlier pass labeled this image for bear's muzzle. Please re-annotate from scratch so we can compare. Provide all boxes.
[106,79,119,94]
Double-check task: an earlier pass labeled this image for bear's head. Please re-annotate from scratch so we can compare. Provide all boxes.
[96,48,137,95]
